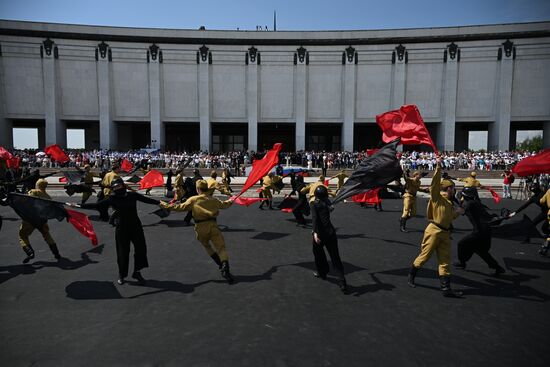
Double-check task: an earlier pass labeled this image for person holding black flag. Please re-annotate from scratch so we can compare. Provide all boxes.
[310,185,347,293]
[74,178,160,285]
[453,187,505,275]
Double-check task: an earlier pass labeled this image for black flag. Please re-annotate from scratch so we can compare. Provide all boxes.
[333,139,403,204]
[126,175,142,184]
[61,170,85,184]
[151,208,171,218]
[7,193,67,228]
[491,214,543,240]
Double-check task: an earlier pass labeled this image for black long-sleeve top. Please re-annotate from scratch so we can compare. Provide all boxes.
[81,192,159,229]
[463,200,495,234]
[311,199,335,240]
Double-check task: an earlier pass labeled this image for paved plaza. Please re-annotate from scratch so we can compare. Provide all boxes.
[1,194,549,366]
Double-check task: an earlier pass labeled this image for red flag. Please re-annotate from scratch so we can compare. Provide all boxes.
[350,188,382,205]
[376,105,437,153]
[511,149,550,177]
[281,208,293,213]
[121,159,133,172]
[0,146,14,160]
[6,157,20,169]
[324,179,330,186]
[238,143,282,197]
[66,208,98,246]
[229,196,267,207]
[139,169,164,190]
[59,177,68,183]
[44,144,69,163]
[485,186,501,204]
[366,149,379,157]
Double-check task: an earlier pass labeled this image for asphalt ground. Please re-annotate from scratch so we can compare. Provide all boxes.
[1,193,549,367]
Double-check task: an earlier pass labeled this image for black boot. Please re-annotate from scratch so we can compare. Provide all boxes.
[407,265,418,288]
[539,241,549,257]
[211,253,222,269]
[131,271,146,285]
[453,261,466,269]
[493,265,505,276]
[440,276,462,298]
[220,261,234,284]
[49,243,61,260]
[268,201,274,210]
[400,218,408,233]
[22,245,35,264]
[338,278,348,294]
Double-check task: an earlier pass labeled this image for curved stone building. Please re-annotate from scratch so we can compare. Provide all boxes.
[0,20,549,152]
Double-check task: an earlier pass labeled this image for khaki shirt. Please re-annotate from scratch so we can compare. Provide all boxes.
[301,181,334,203]
[102,170,120,195]
[426,165,459,230]
[163,194,232,222]
[28,189,51,200]
[458,177,481,188]
[540,188,550,216]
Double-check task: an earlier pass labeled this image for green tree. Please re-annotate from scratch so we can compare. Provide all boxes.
[516,135,543,151]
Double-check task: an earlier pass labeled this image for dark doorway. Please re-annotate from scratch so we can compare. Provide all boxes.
[455,122,489,151]
[510,121,543,150]
[165,122,200,152]
[211,123,248,153]
[306,123,341,151]
[117,122,150,150]
[354,124,382,151]
[258,123,295,152]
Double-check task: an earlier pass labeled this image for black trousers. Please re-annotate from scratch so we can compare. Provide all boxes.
[457,231,500,269]
[115,226,149,278]
[312,233,345,280]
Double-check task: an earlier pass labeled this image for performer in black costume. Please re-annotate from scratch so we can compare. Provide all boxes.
[182,169,202,225]
[454,187,505,275]
[508,183,549,242]
[310,185,347,293]
[292,175,309,225]
[76,178,160,285]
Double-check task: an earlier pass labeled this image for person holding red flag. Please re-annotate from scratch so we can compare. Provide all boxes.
[160,180,235,283]
[18,179,62,263]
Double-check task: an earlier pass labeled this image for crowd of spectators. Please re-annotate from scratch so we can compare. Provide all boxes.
[4,148,540,173]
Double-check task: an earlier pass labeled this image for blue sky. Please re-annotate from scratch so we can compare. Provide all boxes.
[4,0,549,149]
[1,0,549,31]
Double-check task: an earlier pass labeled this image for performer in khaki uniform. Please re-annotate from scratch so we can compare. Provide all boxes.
[221,168,233,194]
[101,163,121,197]
[301,176,335,203]
[458,171,482,188]
[81,164,96,204]
[161,180,235,283]
[172,168,185,202]
[400,171,429,232]
[206,171,231,197]
[259,173,276,210]
[539,188,550,256]
[18,179,61,263]
[408,160,464,297]
[330,170,348,192]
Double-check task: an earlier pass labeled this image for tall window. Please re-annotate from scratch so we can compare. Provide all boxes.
[212,135,245,152]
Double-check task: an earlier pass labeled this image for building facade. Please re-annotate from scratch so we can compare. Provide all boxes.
[0,20,549,152]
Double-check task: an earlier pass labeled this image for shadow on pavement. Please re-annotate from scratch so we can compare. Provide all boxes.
[379,267,550,302]
[0,247,103,285]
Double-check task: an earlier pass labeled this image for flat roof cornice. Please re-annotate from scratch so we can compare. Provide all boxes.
[0,19,549,45]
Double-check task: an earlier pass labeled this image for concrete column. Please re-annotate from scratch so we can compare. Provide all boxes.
[148,46,163,150]
[246,50,258,152]
[440,45,459,151]
[342,48,356,151]
[97,43,116,150]
[391,48,406,109]
[489,42,514,151]
[42,41,65,148]
[295,50,307,151]
[0,53,12,148]
[543,121,550,149]
[198,47,211,152]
